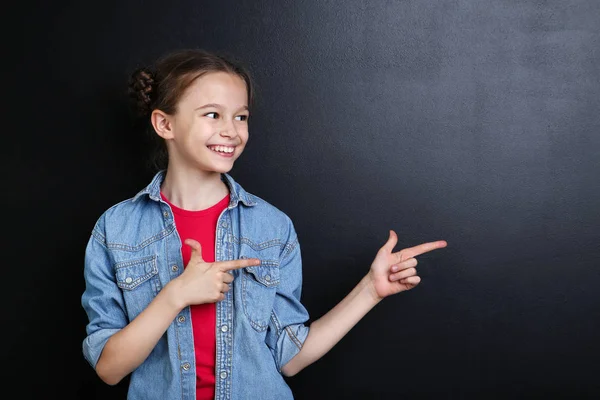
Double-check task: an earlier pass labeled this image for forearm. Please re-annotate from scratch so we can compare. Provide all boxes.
[281,274,381,376]
[95,282,184,385]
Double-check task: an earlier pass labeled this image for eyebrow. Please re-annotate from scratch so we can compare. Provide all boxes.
[195,103,249,112]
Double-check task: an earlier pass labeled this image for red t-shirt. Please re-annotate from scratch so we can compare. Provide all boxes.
[161,192,230,400]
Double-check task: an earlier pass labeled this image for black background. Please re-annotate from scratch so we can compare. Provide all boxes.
[6,1,600,399]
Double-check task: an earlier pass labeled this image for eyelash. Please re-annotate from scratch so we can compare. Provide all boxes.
[205,112,249,122]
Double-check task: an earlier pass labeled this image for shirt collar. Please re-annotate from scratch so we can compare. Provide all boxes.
[132,170,257,208]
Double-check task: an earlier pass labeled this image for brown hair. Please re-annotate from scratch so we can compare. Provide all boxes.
[128,48,254,170]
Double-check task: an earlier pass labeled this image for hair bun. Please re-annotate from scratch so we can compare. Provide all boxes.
[128,67,156,116]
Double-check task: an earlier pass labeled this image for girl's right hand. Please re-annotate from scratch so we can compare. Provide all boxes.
[172,238,260,308]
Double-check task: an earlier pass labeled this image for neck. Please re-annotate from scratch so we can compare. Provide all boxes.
[160,166,229,211]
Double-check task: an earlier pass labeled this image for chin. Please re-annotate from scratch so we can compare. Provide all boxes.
[212,163,235,174]
[216,167,234,174]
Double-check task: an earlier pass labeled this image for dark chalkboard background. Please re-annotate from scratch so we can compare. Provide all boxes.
[6,1,599,398]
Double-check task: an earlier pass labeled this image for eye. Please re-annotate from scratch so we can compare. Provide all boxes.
[205,112,219,119]
[235,115,249,122]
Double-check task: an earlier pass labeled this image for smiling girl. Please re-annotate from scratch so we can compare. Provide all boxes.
[81,48,447,400]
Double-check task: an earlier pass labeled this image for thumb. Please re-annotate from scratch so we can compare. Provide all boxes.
[185,239,205,263]
[381,230,398,253]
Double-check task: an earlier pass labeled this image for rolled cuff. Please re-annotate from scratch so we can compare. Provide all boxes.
[82,328,120,369]
[275,323,310,372]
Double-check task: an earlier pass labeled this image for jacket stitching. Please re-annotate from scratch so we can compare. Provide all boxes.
[91,228,107,247]
[284,325,303,350]
[236,236,282,250]
[280,239,299,262]
[106,225,176,251]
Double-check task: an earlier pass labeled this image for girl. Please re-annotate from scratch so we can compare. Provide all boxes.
[81,48,447,400]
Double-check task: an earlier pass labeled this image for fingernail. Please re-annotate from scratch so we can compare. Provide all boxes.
[391,266,398,272]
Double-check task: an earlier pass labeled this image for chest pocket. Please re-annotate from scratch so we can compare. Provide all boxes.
[240,248,280,332]
[115,255,160,318]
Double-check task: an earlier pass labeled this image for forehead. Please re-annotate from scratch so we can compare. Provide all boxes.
[180,71,248,107]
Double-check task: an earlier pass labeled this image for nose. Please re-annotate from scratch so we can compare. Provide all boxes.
[219,119,238,139]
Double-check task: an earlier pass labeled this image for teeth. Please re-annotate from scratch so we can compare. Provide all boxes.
[209,145,234,153]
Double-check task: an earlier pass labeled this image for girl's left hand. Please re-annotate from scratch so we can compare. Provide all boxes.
[368,230,447,300]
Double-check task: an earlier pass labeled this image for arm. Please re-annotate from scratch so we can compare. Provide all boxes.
[81,228,185,386]
[83,231,258,385]
[93,282,183,385]
[281,274,380,376]
[281,230,447,377]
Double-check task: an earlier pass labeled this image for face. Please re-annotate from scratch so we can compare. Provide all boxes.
[154,71,250,175]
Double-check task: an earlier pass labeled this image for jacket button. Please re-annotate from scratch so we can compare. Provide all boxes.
[125,277,133,284]
[177,315,185,323]
[163,211,169,218]
[264,275,271,281]
[182,363,191,371]
[220,371,227,379]
[221,325,228,332]
[171,265,178,272]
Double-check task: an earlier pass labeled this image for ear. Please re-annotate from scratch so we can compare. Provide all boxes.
[151,110,174,140]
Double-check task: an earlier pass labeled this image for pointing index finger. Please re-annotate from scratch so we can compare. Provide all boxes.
[220,257,261,271]
[401,240,448,259]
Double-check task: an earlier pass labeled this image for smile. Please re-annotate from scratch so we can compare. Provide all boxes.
[207,145,236,157]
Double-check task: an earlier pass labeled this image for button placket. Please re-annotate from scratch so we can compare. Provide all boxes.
[215,209,235,399]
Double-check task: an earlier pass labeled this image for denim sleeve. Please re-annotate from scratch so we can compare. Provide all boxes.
[81,220,126,369]
[265,222,311,372]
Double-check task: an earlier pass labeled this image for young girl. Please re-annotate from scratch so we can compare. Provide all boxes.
[81,48,447,400]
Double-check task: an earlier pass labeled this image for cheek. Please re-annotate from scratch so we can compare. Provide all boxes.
[238,127,249,143]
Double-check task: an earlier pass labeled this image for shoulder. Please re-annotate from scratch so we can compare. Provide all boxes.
[91,195,152,237]
[226,173,296,233]
[235,188,299,247]
[247,193,293,227]
[238,192,300,259]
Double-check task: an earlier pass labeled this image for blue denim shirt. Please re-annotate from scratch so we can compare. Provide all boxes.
[82,171,310,399]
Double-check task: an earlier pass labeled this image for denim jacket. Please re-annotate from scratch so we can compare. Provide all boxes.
[82,171,310,400]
